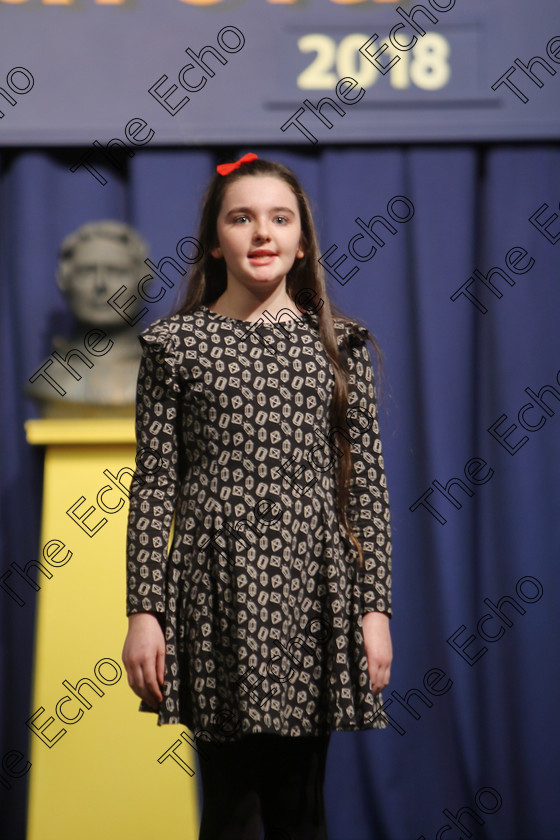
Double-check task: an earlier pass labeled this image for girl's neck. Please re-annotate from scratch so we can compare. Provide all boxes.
[208,290,297,324]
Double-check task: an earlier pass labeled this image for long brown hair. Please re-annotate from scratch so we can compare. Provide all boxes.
[172,157,383,571]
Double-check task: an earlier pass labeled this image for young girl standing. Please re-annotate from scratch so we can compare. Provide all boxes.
[122,154,393,840]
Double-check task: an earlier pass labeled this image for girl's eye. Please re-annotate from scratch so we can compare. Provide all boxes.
[232,215,289,224]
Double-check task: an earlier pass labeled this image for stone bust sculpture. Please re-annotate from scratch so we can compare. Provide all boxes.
[26,220,149,417]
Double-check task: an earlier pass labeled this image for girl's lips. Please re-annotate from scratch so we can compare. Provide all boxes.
[248,254,277,264]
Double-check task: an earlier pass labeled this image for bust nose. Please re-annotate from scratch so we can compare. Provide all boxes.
[93,268,108,293]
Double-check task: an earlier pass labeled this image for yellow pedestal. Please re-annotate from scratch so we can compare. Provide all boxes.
[24,419,199,840]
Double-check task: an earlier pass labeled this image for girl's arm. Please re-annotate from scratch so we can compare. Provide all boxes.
[342,327,393,693]
[122,326,182,709]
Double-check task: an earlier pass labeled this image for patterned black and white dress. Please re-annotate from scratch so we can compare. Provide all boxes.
[125,303,392,743]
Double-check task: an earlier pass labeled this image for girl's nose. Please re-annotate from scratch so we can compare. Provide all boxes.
[253,219,271,241]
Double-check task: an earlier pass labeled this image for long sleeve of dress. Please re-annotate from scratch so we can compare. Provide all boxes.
[339,325,393,618]
[125,324,183,617]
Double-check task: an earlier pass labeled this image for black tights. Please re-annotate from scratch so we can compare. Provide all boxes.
[197,732,331,840]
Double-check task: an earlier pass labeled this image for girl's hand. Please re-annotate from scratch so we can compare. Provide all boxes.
[362,611,392,695]
[122,613,165,710]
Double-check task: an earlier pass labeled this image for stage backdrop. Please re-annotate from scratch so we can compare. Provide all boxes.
[2,142,560,840]
[0,0,560,145]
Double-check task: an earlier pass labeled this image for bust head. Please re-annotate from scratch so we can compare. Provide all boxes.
[56,221,149,329]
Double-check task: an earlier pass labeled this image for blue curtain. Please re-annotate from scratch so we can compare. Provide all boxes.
[1,143,559,840]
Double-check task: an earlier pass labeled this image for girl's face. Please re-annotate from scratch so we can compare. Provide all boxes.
[211,175,304,293]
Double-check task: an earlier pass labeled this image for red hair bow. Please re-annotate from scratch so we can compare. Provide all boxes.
[216,152,258,176]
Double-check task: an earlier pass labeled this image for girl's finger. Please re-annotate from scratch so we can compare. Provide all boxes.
[156,645,165,686]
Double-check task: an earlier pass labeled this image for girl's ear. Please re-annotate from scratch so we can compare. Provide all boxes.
[211,247,223,259]
[296,246,305,259]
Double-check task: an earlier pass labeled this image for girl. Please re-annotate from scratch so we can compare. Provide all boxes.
[122,153,393,840]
